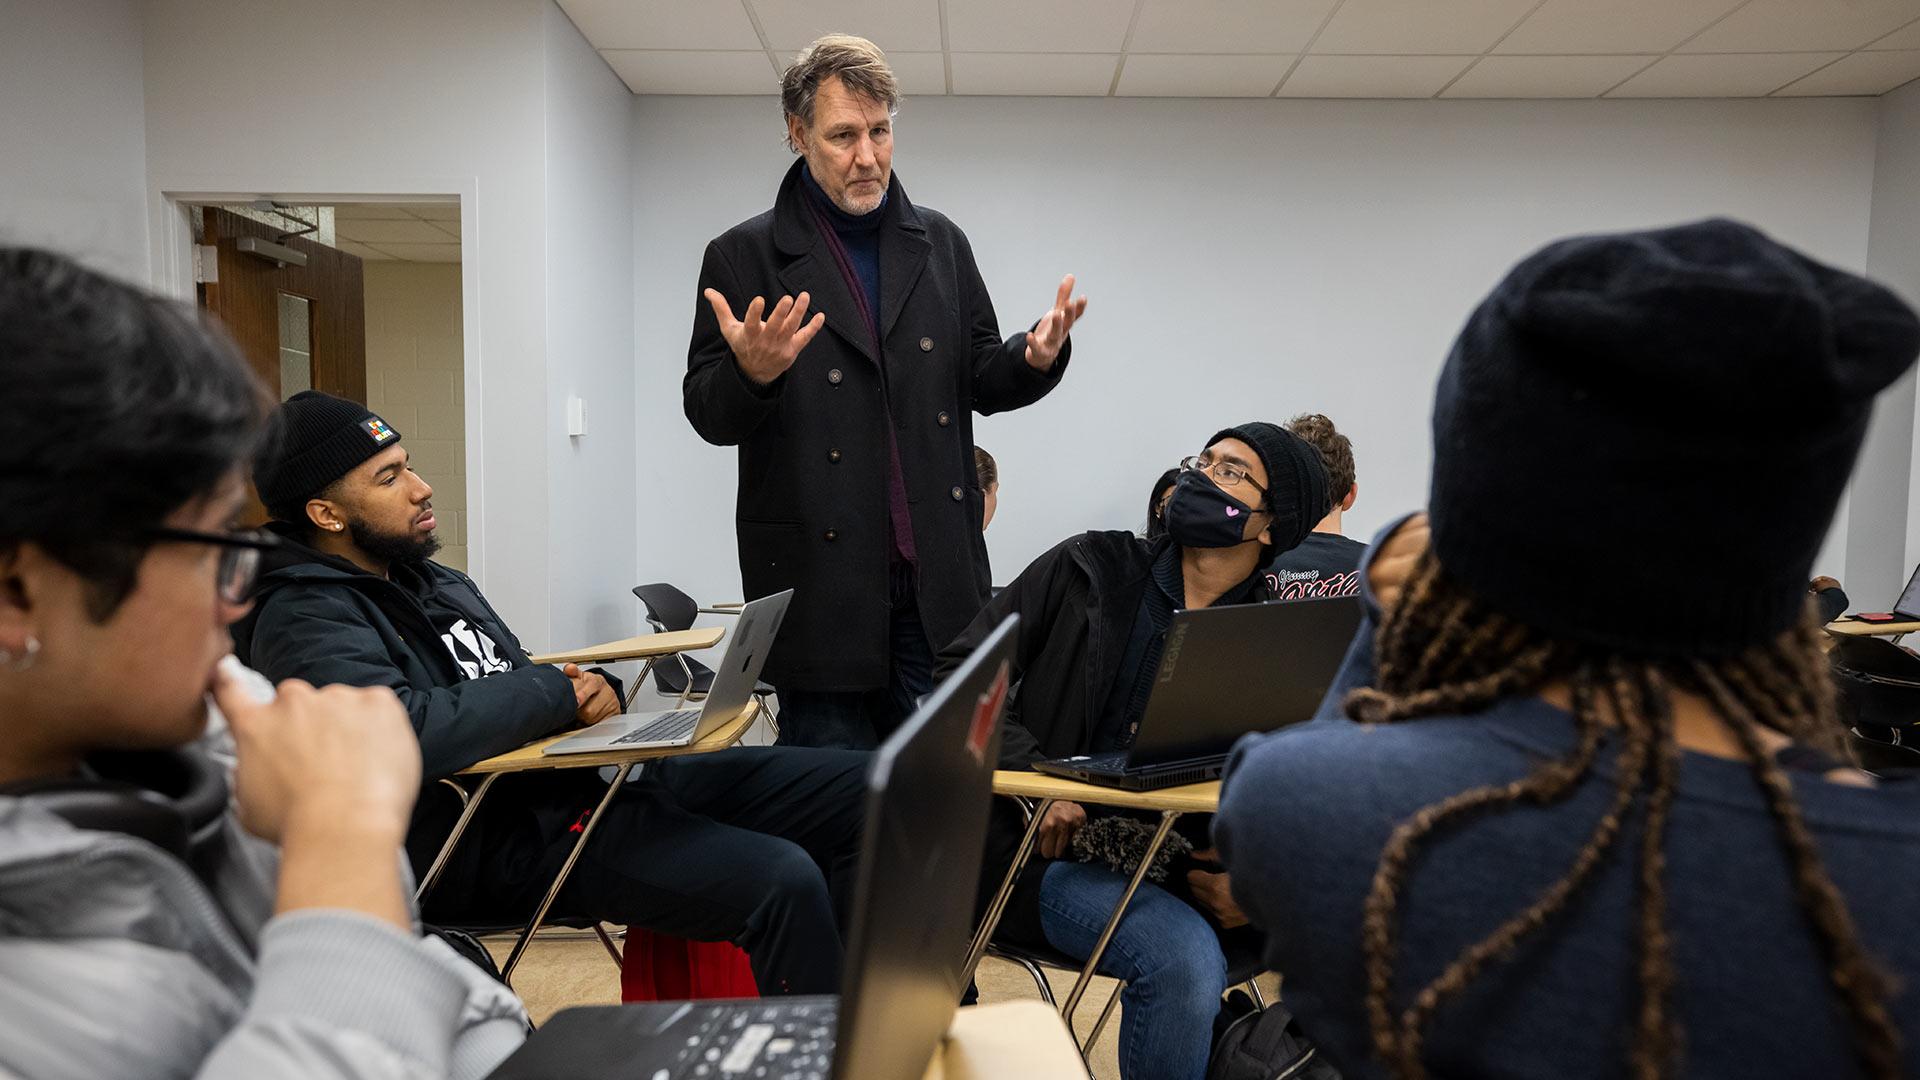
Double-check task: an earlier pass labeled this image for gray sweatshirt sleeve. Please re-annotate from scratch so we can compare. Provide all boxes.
[195,911,525,1080]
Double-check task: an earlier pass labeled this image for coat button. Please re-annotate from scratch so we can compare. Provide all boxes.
[950,486,964,501]
[936,411,951,427]
[827,368,843,385]
[824,528,838,542]
[828,448,842,464]
[919,337,934,353]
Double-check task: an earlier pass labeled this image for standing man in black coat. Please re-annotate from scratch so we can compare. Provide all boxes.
[685,34,1088,749]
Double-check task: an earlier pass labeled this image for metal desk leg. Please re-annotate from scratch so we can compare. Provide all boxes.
[499,761,634,984]
[1058,810,1180,1021]
[962,797,1055,985]
[624,658,657,714]
[415,773,500,903]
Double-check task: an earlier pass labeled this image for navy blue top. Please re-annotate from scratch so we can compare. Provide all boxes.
[1215,519,1920,1080]
[800,164,883,317]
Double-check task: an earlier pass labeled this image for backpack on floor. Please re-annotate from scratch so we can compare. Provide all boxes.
[1209,990,1342,1080]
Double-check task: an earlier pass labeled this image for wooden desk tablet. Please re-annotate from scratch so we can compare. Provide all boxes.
[923,1001,1086,1080]
[529,625,724,666]
[965,770,1224,1057]
[1825,618,1920,640]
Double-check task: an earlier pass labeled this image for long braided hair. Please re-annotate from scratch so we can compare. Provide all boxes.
[1345,550,1902,1080]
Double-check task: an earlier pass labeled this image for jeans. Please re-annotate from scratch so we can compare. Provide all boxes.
[1038,861,1228,1080]
[423,746,868,997]
[775,563,935,750]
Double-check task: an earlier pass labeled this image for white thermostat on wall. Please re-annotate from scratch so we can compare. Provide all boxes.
[566,395,587,438]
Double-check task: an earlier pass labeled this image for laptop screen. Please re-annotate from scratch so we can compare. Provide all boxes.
[1896,565,1920,619]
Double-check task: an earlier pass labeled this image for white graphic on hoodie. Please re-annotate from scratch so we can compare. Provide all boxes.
[442,618,512,680]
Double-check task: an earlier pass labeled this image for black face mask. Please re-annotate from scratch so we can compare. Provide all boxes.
[1162,470,1262,549]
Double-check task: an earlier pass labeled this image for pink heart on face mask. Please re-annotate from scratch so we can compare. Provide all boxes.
[1226,507,1241,518]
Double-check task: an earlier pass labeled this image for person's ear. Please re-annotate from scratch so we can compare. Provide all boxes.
[786,113,808,155]
[0,545,37,654]
[306,498,347,535]
[1342,483,1358,512]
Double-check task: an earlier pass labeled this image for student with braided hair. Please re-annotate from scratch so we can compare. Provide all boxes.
[1215,219,1920,1080]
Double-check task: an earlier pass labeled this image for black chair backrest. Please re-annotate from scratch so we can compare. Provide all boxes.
[632,583,698,633]
[1829,636,1920,733]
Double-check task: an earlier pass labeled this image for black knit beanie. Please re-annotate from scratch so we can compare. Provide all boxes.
[1208,422,1331,557]
[1429,218,1920,657]
[253,390,403,517]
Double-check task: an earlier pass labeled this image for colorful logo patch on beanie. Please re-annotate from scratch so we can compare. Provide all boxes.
[362,417,397,445]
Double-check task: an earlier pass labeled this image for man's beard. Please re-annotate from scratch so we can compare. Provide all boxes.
[348,519,441,564]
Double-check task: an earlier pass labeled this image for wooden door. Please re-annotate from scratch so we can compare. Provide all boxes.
[197,206,366,404]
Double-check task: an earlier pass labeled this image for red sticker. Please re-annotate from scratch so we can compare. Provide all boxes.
[966,661,1010,764]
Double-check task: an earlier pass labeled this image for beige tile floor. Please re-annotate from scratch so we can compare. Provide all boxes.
[487,929,1280,1079]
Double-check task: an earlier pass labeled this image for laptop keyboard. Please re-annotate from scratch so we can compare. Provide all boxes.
[663,1000,838,1078]
[1074,751,1128,771]
[611,709,702,746]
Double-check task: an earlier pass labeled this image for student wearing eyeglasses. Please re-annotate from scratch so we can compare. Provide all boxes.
[933,423,1330,1080]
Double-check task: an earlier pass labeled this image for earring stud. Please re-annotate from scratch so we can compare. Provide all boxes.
[1,635,41,671]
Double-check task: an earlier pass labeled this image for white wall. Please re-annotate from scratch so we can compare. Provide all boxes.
[142,0,564,647]
[0,0,150,284]
[1867,80,1920,596]
[542,4,639,650]
[363,261,470,572]
[634,95,1881,607]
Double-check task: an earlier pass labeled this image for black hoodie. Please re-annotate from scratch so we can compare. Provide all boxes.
[232,522,585,872]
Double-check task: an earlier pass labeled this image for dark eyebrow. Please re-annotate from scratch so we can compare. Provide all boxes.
[375,458,404,480]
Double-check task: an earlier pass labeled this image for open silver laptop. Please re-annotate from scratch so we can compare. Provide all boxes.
[542,589,792,756]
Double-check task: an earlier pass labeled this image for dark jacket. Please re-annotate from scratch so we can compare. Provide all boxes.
[685,159,1070,691]
[231,524,585,872]
[935,530,1275,943]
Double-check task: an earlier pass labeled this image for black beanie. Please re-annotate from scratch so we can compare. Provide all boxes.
[253,390,403,517]
[1208,422,1332,556]
[1429,218,1920,657]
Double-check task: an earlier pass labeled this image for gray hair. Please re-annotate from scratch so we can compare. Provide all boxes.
[781,34,899,152]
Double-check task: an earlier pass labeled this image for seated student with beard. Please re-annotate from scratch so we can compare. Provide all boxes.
[0,248,525,1079]
[234,392,868,998]
[936,422,1330,1080]
[1216,220,1920,1079]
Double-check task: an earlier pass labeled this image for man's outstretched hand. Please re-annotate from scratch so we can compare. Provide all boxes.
[1024,274,1089,372]
[705,289,826,386]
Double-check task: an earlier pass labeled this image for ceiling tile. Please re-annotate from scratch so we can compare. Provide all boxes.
[1609,51,1845,96]
[1869,18,1920,49]
[331,204,417,221]
[1682,0,1920,53]
[407,204,461,222]
[1128,0,1340,55]
[334,240,393,261]
[1442,54,1655,97]
[556,0,763,51]
[334,219,452,244]
[1312,0,1541,55]
[949,52,1121,94]
[946,0,1136,54]
[749,0,943,52]
[1115,53,1293,96]
[601,50,779,94]
[778,49,947,94]
[370,243,463,264]
[1277,54,1474,97]
[1496,0,1745,54]
[1775,49,1920,95]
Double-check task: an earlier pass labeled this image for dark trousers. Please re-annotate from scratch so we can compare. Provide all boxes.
[422,746,868,996]
[774,563,935,750]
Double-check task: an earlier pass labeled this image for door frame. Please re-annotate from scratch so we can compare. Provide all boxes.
[149,181,487,583]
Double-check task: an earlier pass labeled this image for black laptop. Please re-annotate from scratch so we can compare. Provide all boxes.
[1033,596,1362,790]
[485,616,1018,1080]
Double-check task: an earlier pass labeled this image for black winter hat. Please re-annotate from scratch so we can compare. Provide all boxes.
[1208,421,1332,556]
[1429,217,1920,657]
[253,390,403,517]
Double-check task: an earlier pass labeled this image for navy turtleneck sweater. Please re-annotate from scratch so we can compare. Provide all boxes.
[800,165,885,324]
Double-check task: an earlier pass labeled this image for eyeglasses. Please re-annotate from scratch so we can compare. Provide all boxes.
[145,527,279,604]
[1179,455,1268,502]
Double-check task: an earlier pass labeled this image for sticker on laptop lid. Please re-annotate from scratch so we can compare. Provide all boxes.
[362,417,398,445]
[966,661,1011,764]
